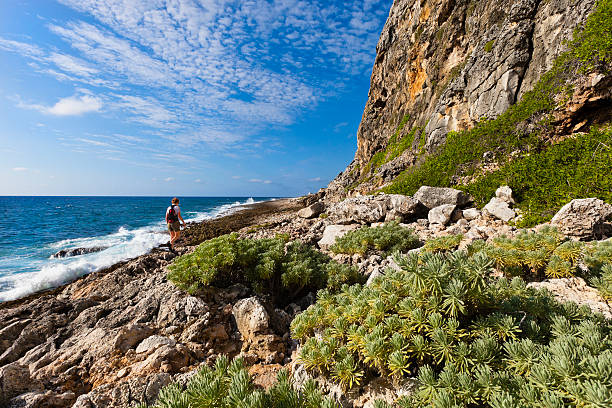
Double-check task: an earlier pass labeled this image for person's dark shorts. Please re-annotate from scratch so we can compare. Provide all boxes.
[168,221,181,232]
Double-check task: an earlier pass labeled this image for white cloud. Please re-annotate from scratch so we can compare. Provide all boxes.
[12,167,28,171]
[232,175,241,179]
[164,177,175,182]
[308,177,322,182]
[249,178,262,183]
[263,180,272,184]
[20,94,102,116]
[194,178,201,183]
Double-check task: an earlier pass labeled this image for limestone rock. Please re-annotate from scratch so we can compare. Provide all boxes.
[0,363,43,401]
[297,202,325,219]
[113,324,154,353]
[317,224,359,250]
[135,335,176,354]
[495,186,515,204]
[462,208,480,221]
[232,297,271,342]
[328,195,390,224]
[414,187,470,209]
[528,278,612,318]
[428,204,456,226]
[550,198,612,240]
[484,197,516,222]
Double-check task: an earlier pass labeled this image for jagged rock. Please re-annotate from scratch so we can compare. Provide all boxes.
[317,224,359,250]
[0,363,44,401]
[184,296,208,317]
[528,278,612,318]
[232,297,270,342]
[8,391,76,408]
[131,344,191,376]
[113,324,155,353]
[462,208,481,221]
[328,194,424,224]
[51,247,107,258]
[496,186,515,204]
[414,187,470,209]
[0,319,31,355]
[550,198,612,240]
[297,202,325,219]
[484,197,516,222]
[135,335,176,354]
[428,204,456,226]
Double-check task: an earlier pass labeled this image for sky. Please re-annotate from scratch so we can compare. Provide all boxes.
[0,0,393,196]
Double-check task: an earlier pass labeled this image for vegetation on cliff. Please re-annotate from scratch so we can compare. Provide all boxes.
[381,0,612,226]
[167,233,361,299]
[330,222,420,256]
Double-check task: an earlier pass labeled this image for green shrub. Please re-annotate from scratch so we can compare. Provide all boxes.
[484,40,495,53]
[463,126,612,226]
[329,222,421,256]
[291,250,612,407]
[140,355,338,408]
[423,234,463,253]
[168,233,360,300]
[571,0,612,72]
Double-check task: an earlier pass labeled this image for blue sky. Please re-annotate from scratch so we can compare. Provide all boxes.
[0,0,392,196]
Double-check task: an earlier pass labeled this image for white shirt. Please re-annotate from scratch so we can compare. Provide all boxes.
[166,205,181,220]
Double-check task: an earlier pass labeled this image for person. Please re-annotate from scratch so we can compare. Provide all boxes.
[166,197,185,252]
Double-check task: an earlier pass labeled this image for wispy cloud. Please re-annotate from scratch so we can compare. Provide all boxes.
[12,167,28,172]
[308,177,322,182]
[164,177,175,182]
[0,0,390,151]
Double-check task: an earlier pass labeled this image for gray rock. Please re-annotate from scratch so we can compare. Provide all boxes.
[113,324,154,353]
[0,363,43,401]
[550,198,612,240]
[327,194,424,224]
[135,335,176,354]
[495,186,515,204]
[462,208,481,221]
[484,197,516,222]
[297,202,325,219]
[428,204,457,225]
[414,187,470,209]
[317,224,359,250]
[232,297,270,342]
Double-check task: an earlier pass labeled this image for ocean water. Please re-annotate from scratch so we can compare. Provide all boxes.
[0,196,273,301]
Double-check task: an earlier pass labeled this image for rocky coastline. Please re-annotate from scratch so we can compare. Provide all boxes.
[1,189,611,408]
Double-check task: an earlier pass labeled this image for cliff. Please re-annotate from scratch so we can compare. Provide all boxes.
[327,0,610,200]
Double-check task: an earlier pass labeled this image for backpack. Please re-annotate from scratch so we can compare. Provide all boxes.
[166,205,179,223]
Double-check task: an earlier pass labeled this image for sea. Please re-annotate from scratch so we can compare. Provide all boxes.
[0,196,275,302]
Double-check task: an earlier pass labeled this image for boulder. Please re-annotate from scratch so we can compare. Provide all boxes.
[317,224,359,250]
[113,324,154,353]
[484,197,516,222]
[414,186,470,209]
[135,335,176,354]
[462,208,480,221]
[550,198,612,240]
[428,204,456,225]
[51,247,107,258]
[297,202,325,219]
[495,186,515,204]
[232,297,271,342]
[328,195,390,224]
[387,195,425,220]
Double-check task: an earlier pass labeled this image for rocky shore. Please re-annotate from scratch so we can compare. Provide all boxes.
[1,189,611,408]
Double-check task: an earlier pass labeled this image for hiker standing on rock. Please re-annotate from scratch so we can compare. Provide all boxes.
[166,197,185,252]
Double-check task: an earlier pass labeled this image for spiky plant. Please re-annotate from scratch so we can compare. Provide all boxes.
[423,234,463,254]
[330,222,421,255]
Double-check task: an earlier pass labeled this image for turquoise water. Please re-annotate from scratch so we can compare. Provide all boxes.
[0,196,274,301]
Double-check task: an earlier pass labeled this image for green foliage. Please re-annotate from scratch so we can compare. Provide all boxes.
[571,0,612,72]
[141,356,338,408]
[463,126,612,226]
[383,0,612,227]
[329,222,421,256]
[292,249,612,407]
[423,235,463,254]
[484,40,495,53]
[168,233,360,299]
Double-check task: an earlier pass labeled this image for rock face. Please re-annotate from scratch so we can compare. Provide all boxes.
[550,198,612,240]
[326,0,603,199]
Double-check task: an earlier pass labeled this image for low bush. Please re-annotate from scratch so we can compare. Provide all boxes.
[168,233,361,300]
[291,250,612,407]
[329,222,421,256]
[139,355,337,408]
[423,234,463,254]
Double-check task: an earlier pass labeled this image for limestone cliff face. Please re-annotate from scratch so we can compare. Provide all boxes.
[327,0,598,200]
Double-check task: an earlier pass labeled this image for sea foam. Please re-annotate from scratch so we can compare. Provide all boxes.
[0,197,257,302]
